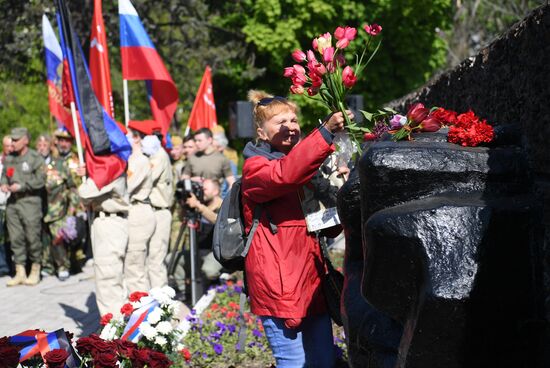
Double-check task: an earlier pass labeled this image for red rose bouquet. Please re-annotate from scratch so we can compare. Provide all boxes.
[283,23,382,151]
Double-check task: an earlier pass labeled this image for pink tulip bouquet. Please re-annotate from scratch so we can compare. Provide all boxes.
[284,23,382,150]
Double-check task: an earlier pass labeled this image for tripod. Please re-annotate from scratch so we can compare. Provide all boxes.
[167,211,202,306]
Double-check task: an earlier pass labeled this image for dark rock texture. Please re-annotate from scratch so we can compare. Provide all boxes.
[338,135,545,367]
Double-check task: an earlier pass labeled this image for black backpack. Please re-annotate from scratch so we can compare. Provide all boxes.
[212,178,265,272]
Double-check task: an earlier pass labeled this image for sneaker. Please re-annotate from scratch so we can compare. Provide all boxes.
[41,269,53,277]
[58,270,70,281]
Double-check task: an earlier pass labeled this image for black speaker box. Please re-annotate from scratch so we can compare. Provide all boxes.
[229,101,255,139]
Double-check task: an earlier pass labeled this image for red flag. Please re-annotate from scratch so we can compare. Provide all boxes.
[187,66,217,131]
[90,0,114,119]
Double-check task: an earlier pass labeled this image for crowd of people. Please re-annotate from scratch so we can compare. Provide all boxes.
[0,123,237,317]
[1,91,353,366]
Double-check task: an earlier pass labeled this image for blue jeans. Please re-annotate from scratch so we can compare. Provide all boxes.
[260,314,335,368]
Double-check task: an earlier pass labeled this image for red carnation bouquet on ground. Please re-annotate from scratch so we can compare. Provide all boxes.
[363,103,494,147]
[283,23,382,151]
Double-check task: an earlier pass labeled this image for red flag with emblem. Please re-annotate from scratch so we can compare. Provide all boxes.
[187,66,217,131]
[89,0,115,119]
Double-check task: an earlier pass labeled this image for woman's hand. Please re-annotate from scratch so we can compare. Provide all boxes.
[324,110,354,133]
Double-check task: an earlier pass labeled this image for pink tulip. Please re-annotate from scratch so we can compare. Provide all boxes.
[292,73,307,86]
[293,64,306,75]
[342,66,357,88]
[310,61,327,76]
[307,50,317,62]
[407,103,429,125]
[323,47,335,63]
[336,38,350,49]
[290,84,305,94]
[309,72,323,87]
[420,118,442,132]
[283,67,295,78]
[364,23,382,36]
[292,49,307,62]
[335,26,357,41]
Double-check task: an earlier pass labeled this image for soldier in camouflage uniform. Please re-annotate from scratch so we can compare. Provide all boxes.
[0,127,46,286]
[43,129,82,281]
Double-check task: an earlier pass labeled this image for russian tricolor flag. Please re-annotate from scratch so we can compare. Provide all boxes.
[42,14,72,132]
[119,0,179,141]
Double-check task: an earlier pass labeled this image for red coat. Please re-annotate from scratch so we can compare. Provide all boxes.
[241,128,335,319]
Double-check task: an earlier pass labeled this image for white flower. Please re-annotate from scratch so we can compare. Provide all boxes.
[154,335,168,346]
[149,287,172,305]
[165,300,180,316]
[161,286,176,298]
[100,323,118,341]
[147,306,162,325]
[156,321,173,334]
[140,322,158,339]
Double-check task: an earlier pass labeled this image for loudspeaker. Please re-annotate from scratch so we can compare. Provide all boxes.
[345,94,364,124]
[229,101,255,139]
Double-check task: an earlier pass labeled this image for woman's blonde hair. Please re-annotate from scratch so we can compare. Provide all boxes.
[247,90,299,134]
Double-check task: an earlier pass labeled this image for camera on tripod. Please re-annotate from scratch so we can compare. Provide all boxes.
[175,179,204,211]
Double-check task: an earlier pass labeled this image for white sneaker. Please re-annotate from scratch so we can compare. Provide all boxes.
[58,270,70,281]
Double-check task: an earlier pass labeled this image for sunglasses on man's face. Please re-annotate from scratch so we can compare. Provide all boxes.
[257,96,287,106]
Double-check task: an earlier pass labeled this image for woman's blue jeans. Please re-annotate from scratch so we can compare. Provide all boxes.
[260,314,335,368]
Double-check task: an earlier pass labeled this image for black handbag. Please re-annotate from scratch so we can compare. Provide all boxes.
[318,236,344,326]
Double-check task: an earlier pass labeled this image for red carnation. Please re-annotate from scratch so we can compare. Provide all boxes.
[44,349,70,368]
[100,313,113,326]
[0,343,19,368]
[120,303,134,316]
[430,107,457,126]
[5,167,14,178]
[128,291,148,302]
[181,348,192,362]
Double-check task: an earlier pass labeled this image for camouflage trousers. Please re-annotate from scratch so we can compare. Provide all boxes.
[5,196,42,265]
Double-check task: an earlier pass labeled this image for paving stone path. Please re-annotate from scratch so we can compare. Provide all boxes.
[0,263,190,338]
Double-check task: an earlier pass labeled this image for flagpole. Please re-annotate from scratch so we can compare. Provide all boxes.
[69,101,85,168]
[123,79,130,127]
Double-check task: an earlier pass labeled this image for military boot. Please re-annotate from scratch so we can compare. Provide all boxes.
[6,264,27,287]
[24,263,41,286]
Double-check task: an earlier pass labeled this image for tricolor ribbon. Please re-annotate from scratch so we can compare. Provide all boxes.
[9,329,80,367]
[121,297,159,342]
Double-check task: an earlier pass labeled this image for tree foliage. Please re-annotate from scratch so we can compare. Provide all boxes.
[0,0,540,140]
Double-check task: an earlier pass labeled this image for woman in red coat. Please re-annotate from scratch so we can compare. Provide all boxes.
[241,90,351,367]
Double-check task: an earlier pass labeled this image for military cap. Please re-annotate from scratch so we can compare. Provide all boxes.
[10,127,29,140]
[128,120,161,135]
[54,128,73,139]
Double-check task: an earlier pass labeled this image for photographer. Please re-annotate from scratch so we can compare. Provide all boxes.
[184,179,223,282]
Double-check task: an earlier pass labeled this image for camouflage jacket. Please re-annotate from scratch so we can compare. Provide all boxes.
[44,152,80,223]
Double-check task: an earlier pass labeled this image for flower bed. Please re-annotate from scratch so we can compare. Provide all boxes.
[2,251,348,368]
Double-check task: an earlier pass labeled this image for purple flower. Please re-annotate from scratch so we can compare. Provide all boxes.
[248,341,256,348]
[228,325,236,334]
[202,353,208,359]
[58,216,78,241]
[373,121,389,138]
[252,329,262,338]
[213,343,223,355]
[215,321,227,333]
[390,114,407,129]
[216,285,228,293]
[234,285,243,293]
